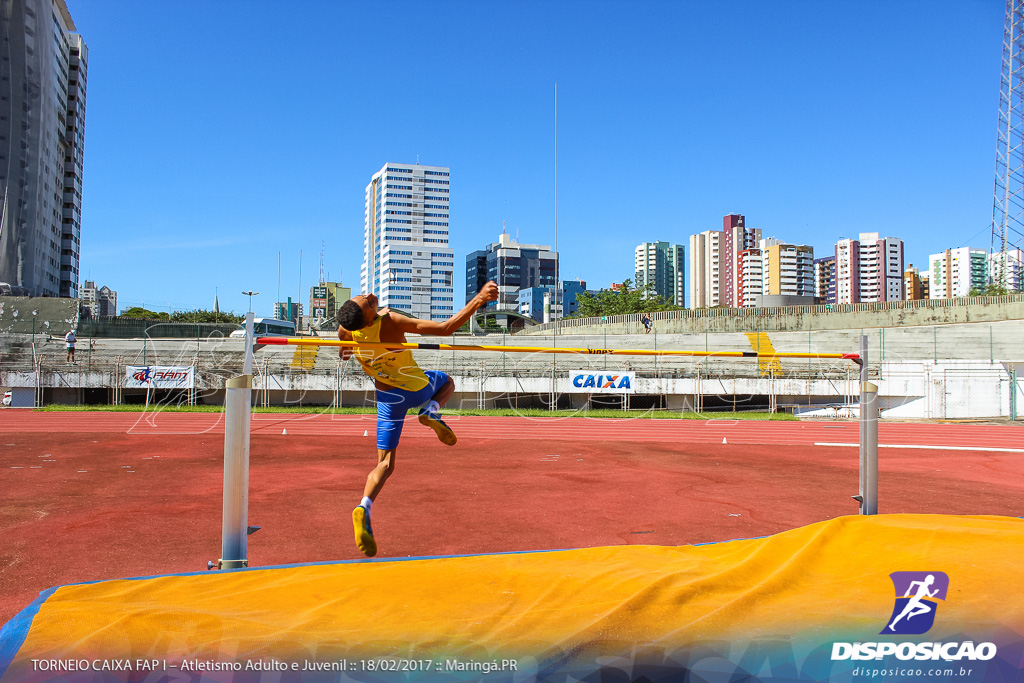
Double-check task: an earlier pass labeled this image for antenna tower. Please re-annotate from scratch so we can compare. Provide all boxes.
[991,0,1024,288]
[319,241,326,285]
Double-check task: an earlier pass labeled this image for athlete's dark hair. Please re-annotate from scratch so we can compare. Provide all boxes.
[337,299,367,332]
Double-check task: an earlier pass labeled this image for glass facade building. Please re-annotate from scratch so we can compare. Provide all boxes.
[0,0,87,297]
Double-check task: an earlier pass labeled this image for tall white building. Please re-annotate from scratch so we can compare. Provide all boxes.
[989,249,1024,292]
[0,0,88,297]
[835,233,904,303]
[361,163,455,320]
[634,241,685,307]
[737,247,763,307]
[929,248,987,299]
[689,230,722,308]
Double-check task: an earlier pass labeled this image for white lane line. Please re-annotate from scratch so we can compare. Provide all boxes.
[815,442,1024,453]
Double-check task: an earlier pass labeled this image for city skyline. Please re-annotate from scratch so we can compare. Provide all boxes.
[46,1,1006,315]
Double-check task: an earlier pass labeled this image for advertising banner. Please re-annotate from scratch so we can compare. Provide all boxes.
[125,366,194,389]
[563,370,635,393]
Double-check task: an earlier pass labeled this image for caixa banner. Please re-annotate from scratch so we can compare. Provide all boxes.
[564,371,635,394]
[125,366,194,389]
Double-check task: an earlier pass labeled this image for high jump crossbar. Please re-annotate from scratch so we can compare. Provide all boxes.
[257,336,861,361]
[211,332,876,570]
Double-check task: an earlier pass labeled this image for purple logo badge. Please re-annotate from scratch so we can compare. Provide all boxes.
[881,571,950,635]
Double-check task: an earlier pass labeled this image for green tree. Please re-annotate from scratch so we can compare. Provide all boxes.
[574,278,679,318]
[969,283,1015,296]
[168,309,244,324]
[119,307,170,320]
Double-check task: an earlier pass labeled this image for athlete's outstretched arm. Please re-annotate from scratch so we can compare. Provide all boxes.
[388,281,498,336]
[337,326,354,360]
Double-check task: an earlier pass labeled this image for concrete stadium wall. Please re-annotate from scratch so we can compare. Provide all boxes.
[0,297,78,335]
[519,294,1024,335]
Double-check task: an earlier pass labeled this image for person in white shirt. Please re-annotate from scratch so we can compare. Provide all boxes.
[65,329,77,363]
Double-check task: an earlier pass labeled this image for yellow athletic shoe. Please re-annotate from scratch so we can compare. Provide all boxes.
[352,506,377,557]
[418,408,457,445]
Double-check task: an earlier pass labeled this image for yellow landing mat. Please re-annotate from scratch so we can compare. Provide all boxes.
[2,514,1022,682]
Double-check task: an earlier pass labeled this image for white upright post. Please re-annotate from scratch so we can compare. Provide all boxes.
[212,312,254,569]
[862,380,879,515]
[858,335,879,515]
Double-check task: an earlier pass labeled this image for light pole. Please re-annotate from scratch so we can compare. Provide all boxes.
[242,291,259,314]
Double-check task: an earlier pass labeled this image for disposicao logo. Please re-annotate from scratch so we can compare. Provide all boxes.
[882,571,949,635]
[831,571,998,663]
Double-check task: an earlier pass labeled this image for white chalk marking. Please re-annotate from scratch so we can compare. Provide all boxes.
[815,442,1024,453]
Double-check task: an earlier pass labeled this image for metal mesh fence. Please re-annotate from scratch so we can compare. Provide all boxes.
[1,326,1020,419]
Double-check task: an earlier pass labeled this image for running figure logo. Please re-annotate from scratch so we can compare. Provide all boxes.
[881,571,950,635]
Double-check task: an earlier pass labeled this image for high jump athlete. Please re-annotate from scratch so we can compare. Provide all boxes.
[336,281,498,557]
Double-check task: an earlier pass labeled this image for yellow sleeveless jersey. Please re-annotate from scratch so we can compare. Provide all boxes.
[351,315,430,391]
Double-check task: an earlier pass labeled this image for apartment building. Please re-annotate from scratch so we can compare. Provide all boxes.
[721,214,762,307]
[835,233,904,303]
[688,230,722,308]
[635,241,685,307]
[814,256,836,304]
[0,0,88,297]
[929,248,987,299]
[361,163,455,320]
[762,242,815,299]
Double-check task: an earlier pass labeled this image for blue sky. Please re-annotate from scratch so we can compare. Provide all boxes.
[67,0,1003,315]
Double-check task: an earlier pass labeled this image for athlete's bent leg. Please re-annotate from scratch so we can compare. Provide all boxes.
[364,448,396,501]
[431,376,455,408]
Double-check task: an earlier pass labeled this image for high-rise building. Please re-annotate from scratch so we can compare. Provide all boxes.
[835,238,860,304]
[928,248,988,299]
[762,242,815,299]
[721,214,761,308]
[904,265,926,300]
[814,256,836,304]
[361,163,454,320]
[634,241,685,307]
[465,231,558,313]
[733,238,814,307]
[96,285,116,316]
[274,299,303,323]
[689,230,722,308]
[988,248,1024,292]
[80,279,96,315]
[0,0,87,298]
[835,233,904,303]
[309,282,351,327]
[737,247,763,308]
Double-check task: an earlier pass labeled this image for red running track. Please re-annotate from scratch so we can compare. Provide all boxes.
[1,411,1022,626]
[5,410,1024,448]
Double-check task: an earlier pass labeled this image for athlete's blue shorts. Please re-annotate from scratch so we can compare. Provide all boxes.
[375,370,450,450]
